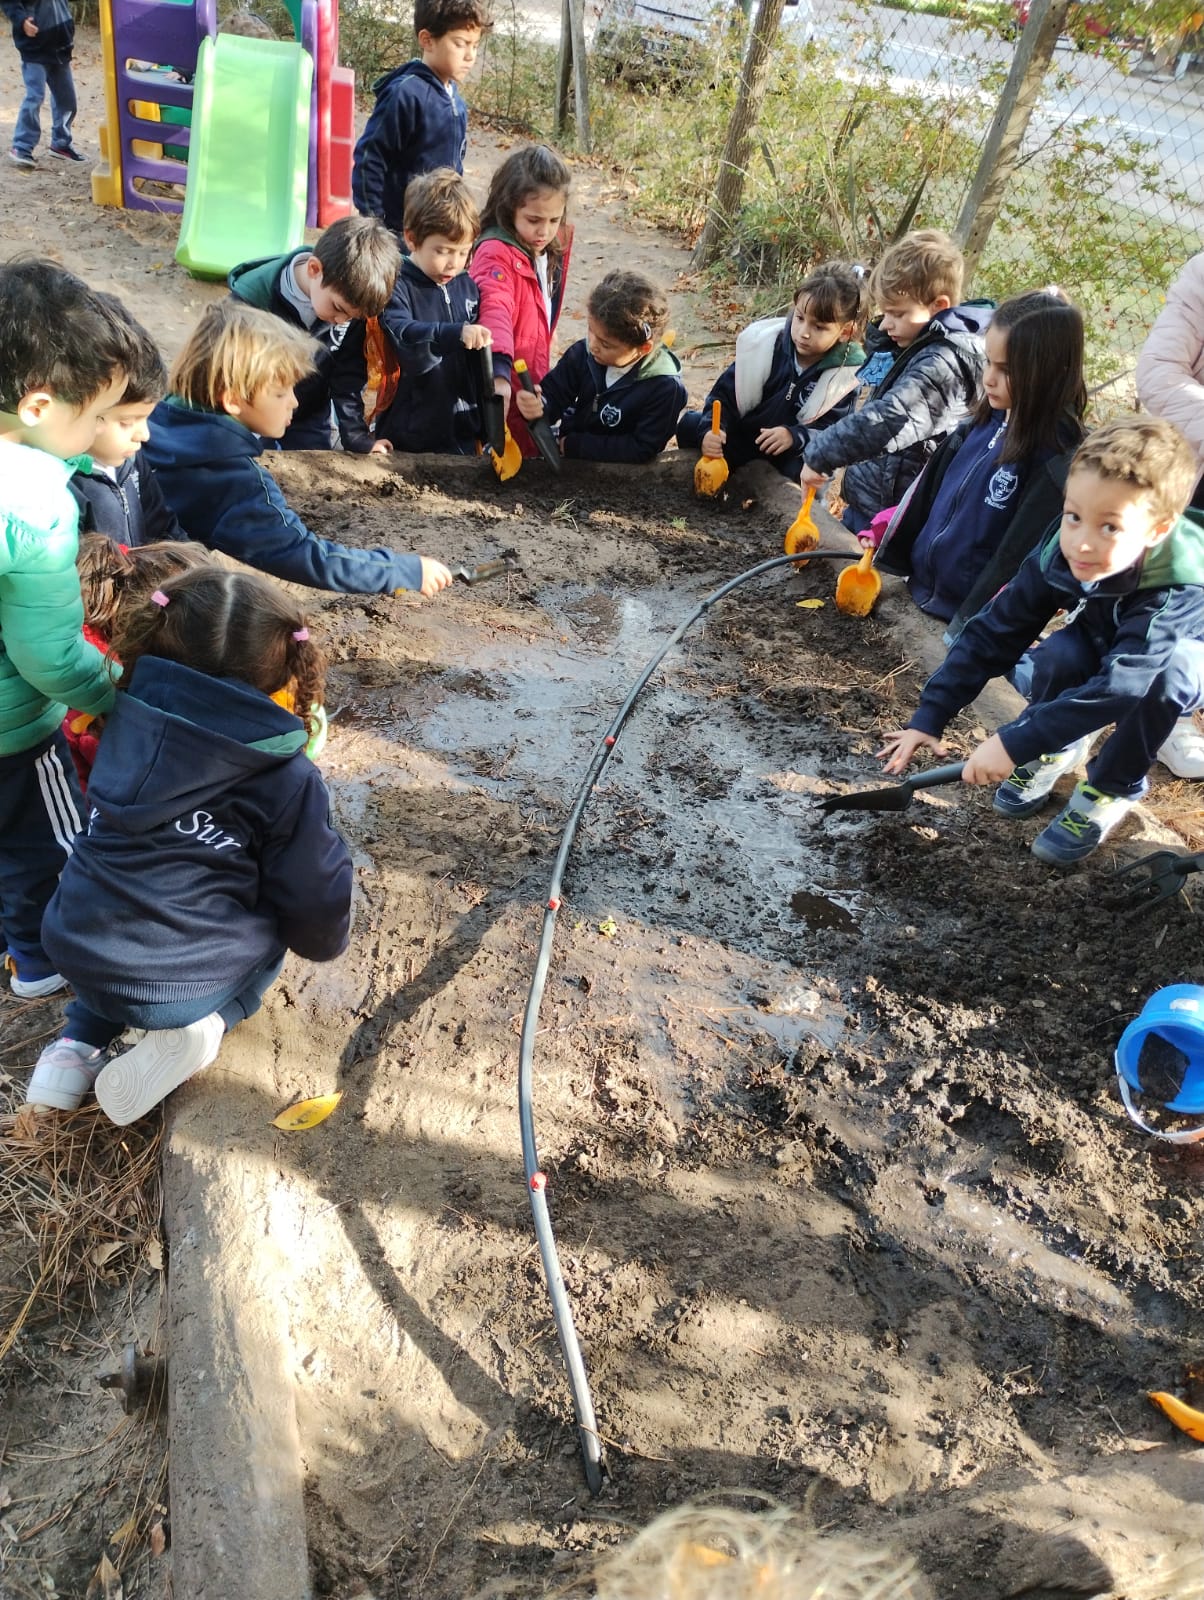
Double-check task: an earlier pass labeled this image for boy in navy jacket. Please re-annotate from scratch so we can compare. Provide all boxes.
[517,270,685,464]
[352,0,489,236]
[338,168,490,455]
[879,417,1204,866]
[228,214,400,449]
[4,0,80,166]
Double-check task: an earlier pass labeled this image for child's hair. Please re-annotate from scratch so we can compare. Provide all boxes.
[0,259,139,413]
[415,0,491,36]
[583,1502,927,1600]
[404,167,481,247]
[170,301,317,412]
[869,229,964,309]
[109,567,326,740]
[480,145,571,263]
[586,270,668,348]
[92,293,168,407]
[1071,415,1198,525]
[972,289,1086,465]
[311,215,401,319]
[793,262,868,333]
[76,534,210,639]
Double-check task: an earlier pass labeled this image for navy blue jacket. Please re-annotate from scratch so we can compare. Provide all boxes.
[806,303,991,524]
[352,62,467,234]
[228,250,366,451]
[909,514,1204,767]
[69,454,185,548]
[2,0,73,64]
[677,326,862,479]
[537,340,685,463]
[337,258,483,453]
[143,398,423,594]
[43,657,352,1005]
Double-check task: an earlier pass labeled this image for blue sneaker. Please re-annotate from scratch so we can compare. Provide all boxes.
[1031,780,1134,866]
[993,736,1092,819]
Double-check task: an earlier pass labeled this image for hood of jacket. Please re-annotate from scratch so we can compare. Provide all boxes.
[149,396,262,467]
[227,247,309,305]
[1037,507,1204,598]
[475,224,573,275]
[90,657,307,835]
[370,58,445,97]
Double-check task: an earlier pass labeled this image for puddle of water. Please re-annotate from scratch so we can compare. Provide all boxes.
[790,888,859,932]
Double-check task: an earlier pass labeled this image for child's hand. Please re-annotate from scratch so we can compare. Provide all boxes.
[515,386,544,421]
[756,426,793,457]
[876,727,947,775]
[702,430,726,458]
[461,325,492,350]
[21,16,38,34]
[800,464,829,490]
[962,732,1015,785]
[494,378,511,405]
[417,558,453,597]
[370,438,393,454]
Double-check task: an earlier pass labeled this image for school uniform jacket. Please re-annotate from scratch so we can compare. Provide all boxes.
[352,61,467,234]
[909,513,1204,768]
[69,453,185,547]
[43,656,352,1005]
[143,398,423,594]
[539,340,685,463]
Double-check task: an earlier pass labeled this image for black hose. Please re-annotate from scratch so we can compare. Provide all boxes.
[518,547,864,1492]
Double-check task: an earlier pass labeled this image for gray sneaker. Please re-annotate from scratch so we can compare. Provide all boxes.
[8,149,36,169]
[25,1036,105,1111]
[992,735,1092,819]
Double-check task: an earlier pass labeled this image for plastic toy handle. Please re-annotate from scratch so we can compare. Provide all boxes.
[710,399,722,433]
[514,358,535,392]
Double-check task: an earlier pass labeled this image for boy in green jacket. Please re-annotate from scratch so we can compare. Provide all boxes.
[0,260,133,997]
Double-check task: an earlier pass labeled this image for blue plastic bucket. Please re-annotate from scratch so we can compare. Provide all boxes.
[1115,984,1204,1143]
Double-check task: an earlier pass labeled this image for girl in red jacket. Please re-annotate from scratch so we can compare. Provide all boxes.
[471,144,573,458]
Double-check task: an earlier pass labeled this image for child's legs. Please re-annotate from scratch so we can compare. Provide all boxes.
[1089,640,1204,800]
[90,951,287,1035]
[0,732,83,979]
[44,59,76,148]
[14,61,48,154]
[1012,627,1103,730]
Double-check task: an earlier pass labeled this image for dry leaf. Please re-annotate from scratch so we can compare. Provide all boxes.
[109,1515,137,1546]
[145,1235,164,1271]
[796,599,825,610]
[0,1483,11,1509]
[149,1519,167,1558]
[85,1553,123,1600]
[272,1092,342,1131]
[91,1241,123,1269]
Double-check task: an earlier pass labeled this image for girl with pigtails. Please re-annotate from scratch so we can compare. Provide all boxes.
[25,567,353,1126]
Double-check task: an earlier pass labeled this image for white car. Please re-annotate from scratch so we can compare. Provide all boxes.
[593,0,814,84]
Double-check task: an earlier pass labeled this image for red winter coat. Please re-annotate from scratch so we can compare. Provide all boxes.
[470,226,573,458]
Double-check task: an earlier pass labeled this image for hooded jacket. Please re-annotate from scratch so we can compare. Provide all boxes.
[69,453,185,548]
[805,303,991,524]
[2,0,73,65]
[909,511,1204,768]
[537,340,686,464]
[0,439,114,758]
[1136,250,1204,487]
[228,249,369,451]
[470,226,573,458]
[875,411,1077,633]
[677,322,865,480]
[336,257,483,454]
[43,656,352,1005]
[143,398,423,594]
[352,61,467,233]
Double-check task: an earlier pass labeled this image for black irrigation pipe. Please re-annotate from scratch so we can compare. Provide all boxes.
[517,546,864,1493]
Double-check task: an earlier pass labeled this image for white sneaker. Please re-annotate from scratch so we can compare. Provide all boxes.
[9,968,68,999]
[1156,718,1204,780]
[94,1014,225,1125]
[25,1036,104,1111]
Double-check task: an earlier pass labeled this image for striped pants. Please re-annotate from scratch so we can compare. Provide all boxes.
[0,731,83,982]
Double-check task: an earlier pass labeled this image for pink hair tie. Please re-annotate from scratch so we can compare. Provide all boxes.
[151,589,170,607]
[292,627,309,643]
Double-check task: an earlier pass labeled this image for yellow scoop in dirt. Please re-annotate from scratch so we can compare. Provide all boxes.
[835,546,882,617]
[492,424,523,482]
[783,486,819,565]
[693,400,729,498]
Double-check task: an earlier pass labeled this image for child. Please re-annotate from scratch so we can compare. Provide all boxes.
[879,416,1204,867]
[26,567,353,1120]
[70,304,185,546]
[875,289,1086,641]
[228,213,401,450]
[0,259,132,999]
[471,144,573,459]
[142,301,453,598]
[801,230,989,531]
[337,168,491,456]
[4,0,81,167]
[515,269,685,463]
[677,262,867,480]
[352,0,489,236]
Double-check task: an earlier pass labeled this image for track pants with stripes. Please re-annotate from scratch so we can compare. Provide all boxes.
[0,731,84,982]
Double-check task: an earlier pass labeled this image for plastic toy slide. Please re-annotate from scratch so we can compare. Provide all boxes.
[175,33,313,280]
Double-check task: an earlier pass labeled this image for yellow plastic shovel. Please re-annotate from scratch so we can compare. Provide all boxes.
[835,546,882,617]
[784,486,819,564]
[693,400,729,498]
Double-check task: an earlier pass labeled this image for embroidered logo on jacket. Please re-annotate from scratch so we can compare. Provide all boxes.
[174,809,243,852]
[985,466,1019,511]
[599,403,623,428]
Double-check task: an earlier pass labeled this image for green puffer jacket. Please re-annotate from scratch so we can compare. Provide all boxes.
[0,439,115,757]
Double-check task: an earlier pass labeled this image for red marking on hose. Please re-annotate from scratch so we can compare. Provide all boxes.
[531,1171,548,1191]
[604,735,616,747]
[548,896,560,911]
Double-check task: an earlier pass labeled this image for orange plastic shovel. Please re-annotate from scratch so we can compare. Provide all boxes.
[835,546,882,617]
[693,400,729,498]
[784,486,819,565]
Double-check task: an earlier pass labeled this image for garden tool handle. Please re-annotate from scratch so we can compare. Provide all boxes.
[908,761,967,791]
[710,399,722,434]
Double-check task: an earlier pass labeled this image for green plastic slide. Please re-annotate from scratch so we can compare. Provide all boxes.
[175,34,313,281]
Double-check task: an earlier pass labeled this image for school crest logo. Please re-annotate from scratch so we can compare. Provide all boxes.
[985,466,1018,510]
[599,403,622,428]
